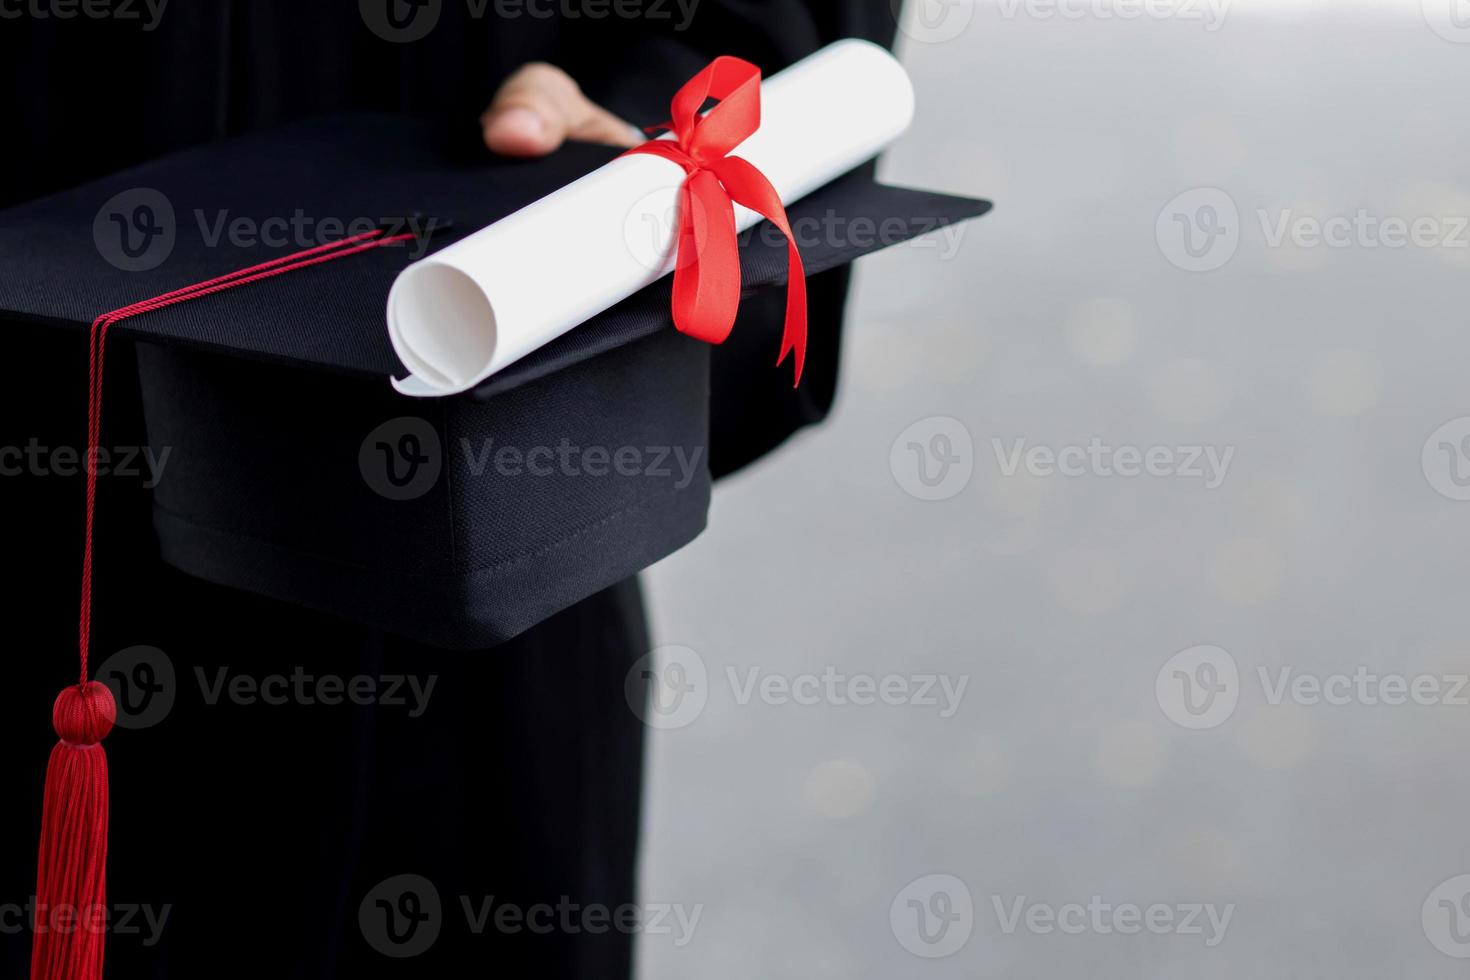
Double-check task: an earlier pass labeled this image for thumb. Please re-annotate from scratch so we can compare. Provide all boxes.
[482,62,641,158]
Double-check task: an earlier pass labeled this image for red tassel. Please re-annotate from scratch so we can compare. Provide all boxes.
[30,231,418,980]
[32,681,115,980]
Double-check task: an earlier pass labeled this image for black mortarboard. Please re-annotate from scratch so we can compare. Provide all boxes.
[0,112,988,648]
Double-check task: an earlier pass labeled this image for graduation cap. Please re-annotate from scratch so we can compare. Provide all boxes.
[1,110,988,646]
[0,85,987,978]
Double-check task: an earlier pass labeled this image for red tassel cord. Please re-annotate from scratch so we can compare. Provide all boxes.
[32,228,415,980]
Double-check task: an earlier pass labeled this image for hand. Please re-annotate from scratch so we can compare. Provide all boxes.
[481,63,642,158]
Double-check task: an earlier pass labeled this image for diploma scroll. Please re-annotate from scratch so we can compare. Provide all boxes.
[387,39,915,397]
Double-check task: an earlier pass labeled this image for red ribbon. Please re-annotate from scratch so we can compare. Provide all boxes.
[623,56,807,385]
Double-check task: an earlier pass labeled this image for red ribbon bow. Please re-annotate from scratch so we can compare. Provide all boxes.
[623,56,807,385]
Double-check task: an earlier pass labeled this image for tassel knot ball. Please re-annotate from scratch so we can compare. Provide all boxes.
[52,682,116,746]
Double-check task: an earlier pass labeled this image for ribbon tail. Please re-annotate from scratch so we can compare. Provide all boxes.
[712,157,808,386]
[776,239,807,385]
[670,170,742,346]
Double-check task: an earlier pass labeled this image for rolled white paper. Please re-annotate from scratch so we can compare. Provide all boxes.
[387,39,915,397]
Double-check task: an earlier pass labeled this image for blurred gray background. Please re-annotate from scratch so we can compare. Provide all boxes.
[637,1,1470,977]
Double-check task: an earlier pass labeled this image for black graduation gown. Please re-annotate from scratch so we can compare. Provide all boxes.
[0,3,897,977]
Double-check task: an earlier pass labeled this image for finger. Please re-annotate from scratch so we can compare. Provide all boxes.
[482,63,639,158]
[481,64,571,157]
[566,100,642,149]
